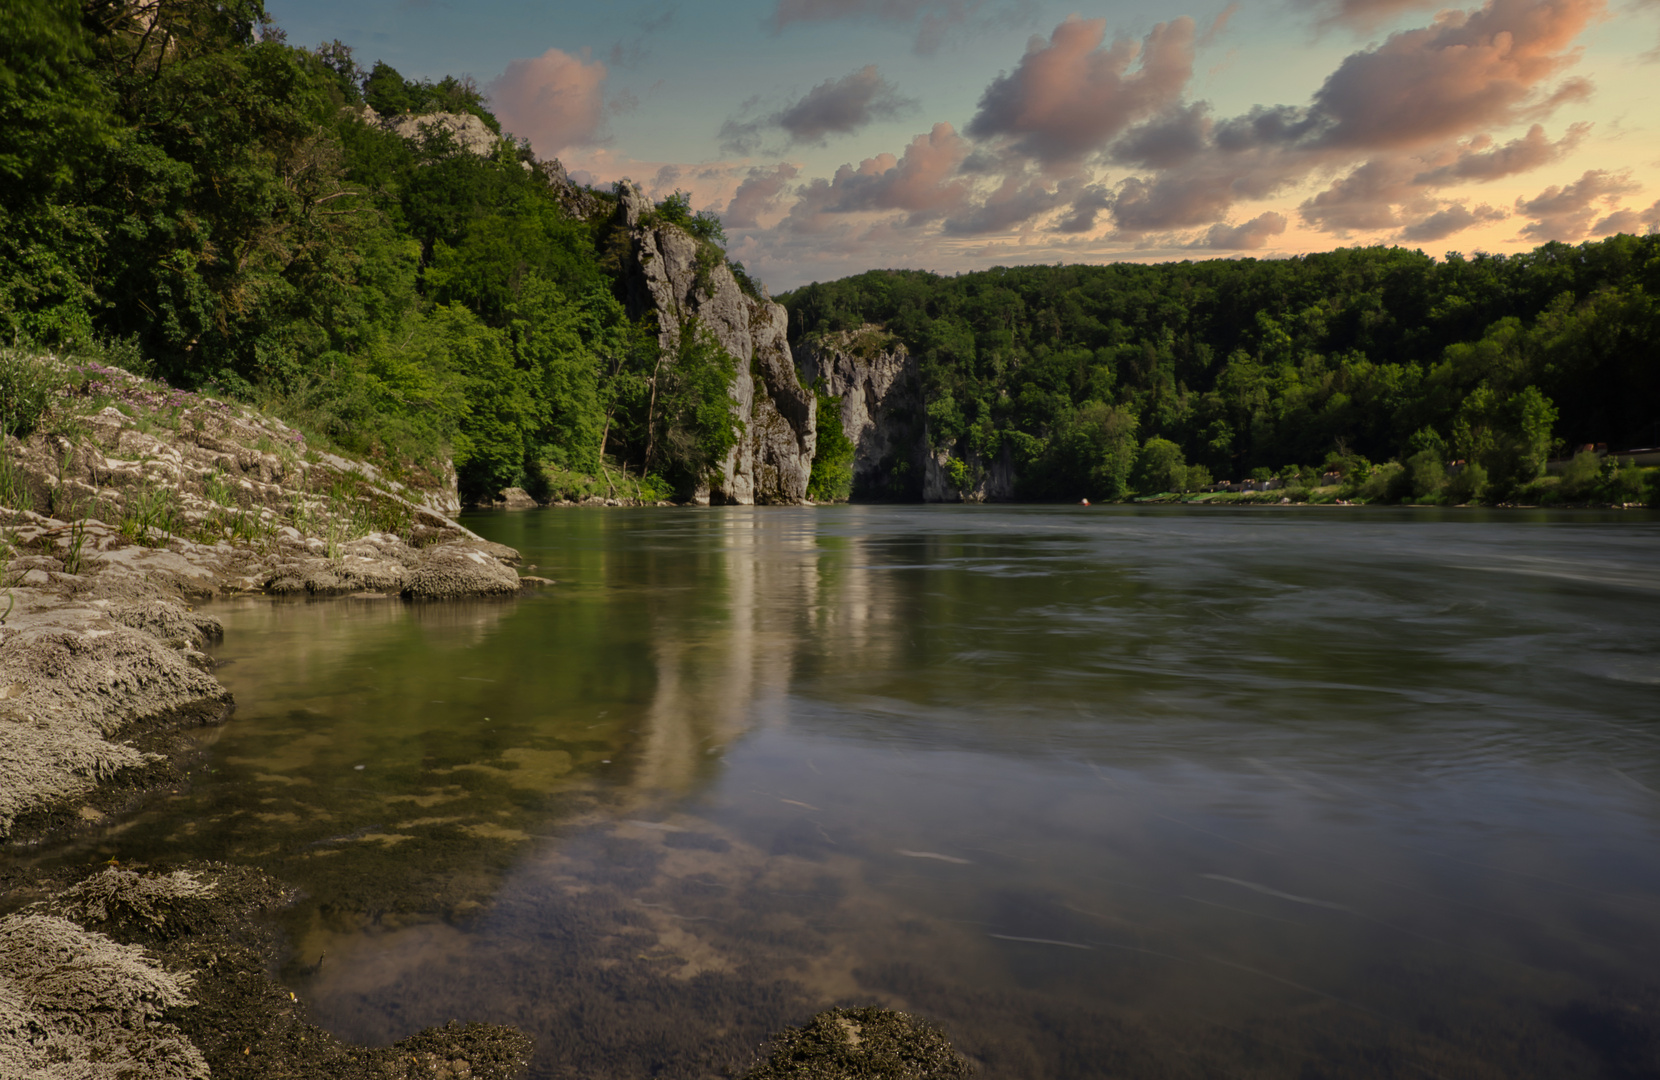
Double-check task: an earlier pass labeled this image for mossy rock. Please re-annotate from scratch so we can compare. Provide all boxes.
[743,1007,972,1080]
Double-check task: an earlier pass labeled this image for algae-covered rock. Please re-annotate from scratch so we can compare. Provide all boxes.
[403,542,522,599]
[0,912,210,1080]
[743,1007,973,1080]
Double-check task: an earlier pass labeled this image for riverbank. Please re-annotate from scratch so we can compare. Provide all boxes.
[0,359,540,1077]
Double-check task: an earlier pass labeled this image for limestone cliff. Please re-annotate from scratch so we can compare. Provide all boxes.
[616,182,815,504]
[797,326,1017,503]
[796,327,924,500]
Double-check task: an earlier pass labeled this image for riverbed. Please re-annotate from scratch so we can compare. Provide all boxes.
[27,505,1660,1078]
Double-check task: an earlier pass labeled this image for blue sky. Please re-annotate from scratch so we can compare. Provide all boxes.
[271,0,1660,290]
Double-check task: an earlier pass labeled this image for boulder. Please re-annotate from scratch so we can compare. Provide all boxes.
[403,543,521,599]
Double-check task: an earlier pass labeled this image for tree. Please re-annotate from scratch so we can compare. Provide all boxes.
[1133,437,1186,494]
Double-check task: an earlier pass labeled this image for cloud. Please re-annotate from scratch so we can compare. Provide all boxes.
[1299,157,1422,232]
[1397,203,1508,241]
[1412,122,1588,184]
[1516,169,1641,239]
[608,7,676,67]
[1111,102,1212,169]
[489,48,610,155]
[966,15,1196,164]
[1592,198,1660,235]
[1195,211,1289,249]
[1309,0,1604,150]
[783,122,971,232]
[720,66,915,153]
[1054,184,1113,233]
[1296,0,1445,33]
[725,163,801,228]
[766,0,1030,55]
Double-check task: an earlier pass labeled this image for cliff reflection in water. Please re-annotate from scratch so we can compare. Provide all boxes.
[86,506,1660,1080]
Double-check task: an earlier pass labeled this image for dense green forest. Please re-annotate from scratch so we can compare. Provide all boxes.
[780,240,1660,503]
[0,0,749,503]
[3,1,1655,507]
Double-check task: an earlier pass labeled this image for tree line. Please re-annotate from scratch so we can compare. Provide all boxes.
[780,238,1660,503]
[0,0,756,503]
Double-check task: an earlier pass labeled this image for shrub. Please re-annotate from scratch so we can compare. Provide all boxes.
[1447,461,1488,503]
[0,349,61,438]
[806,395,854,502]
[1406,449,1447,500]
[1358,461,1408,502]
[1559,450,1600,498]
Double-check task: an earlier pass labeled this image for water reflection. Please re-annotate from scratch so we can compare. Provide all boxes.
[29,506,1660,1078]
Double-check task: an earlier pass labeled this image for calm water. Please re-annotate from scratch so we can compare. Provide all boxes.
[42,507,1660,1076]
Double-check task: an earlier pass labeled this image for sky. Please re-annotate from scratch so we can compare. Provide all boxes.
[270,0,1660,291]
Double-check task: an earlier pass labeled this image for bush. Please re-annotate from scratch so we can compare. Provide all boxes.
[0,348,61,438]
[1358,461,1408,502]
[1132,437,1186,494]
[806,395,854,502]
[1406,449,1447,500]
[1559,450,1600,498]
[1447,461,1488,503]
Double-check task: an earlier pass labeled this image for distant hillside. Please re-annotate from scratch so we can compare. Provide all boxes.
[779,239,1660,502]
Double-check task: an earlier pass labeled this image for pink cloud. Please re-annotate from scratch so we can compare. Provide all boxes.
[725,163,802,228]
[489,48,610,155]
[1397,202,1508,241]
[1517,169,1641,240]
[786,122,971,232]
[1311,0,1605,150]
[1195,211,1289,249]
[1413,122,1588,184]
[967,16,1196,164]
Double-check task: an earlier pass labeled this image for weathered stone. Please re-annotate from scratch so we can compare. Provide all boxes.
[800,326,1018,503]
[495,486,539,509]
[616,181,816,504]
[403,542,522,599]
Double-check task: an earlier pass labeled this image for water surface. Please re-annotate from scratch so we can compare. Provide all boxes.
[44,507,1660,1077]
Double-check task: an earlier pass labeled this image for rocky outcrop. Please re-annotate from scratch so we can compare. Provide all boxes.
[380,109,500,157]
[797,327,925,500]
[0,362,538,841]
[351,106,606,221]
[615,182,815,504]
[797,326,1018,502]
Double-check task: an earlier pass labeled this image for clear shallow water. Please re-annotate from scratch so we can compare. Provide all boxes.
[35,507,1660,1077]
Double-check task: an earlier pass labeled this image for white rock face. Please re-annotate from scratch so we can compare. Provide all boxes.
[617,182,815,504]
[797,326,1017,503]
[380,110,501,157]
[796,327,925,500]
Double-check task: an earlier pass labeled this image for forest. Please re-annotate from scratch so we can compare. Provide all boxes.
[3,0,1656,506]
[780,241,1660,504]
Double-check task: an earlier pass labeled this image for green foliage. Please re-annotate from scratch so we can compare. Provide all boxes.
[807,396,854,502]
[1406,449,1447,500]
[0,349,60,438]
[782,237,1658,502]
[649,191,726,245]
[1559,450,1601,498]
[1453,384,1558,496]
[1447,461,1488,503]
[1358,461,1409,503]
[649,322,741,497]
[1132,437,1186,495]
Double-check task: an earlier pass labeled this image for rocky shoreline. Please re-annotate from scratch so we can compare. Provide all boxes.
[0,364,543,1077]
[0,363,969,1080]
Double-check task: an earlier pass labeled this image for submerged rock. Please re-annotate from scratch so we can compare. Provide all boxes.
[742,1007,973,1080]
[3,863,534,1080]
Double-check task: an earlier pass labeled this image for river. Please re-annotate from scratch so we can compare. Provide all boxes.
[41,506,1660,1077]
